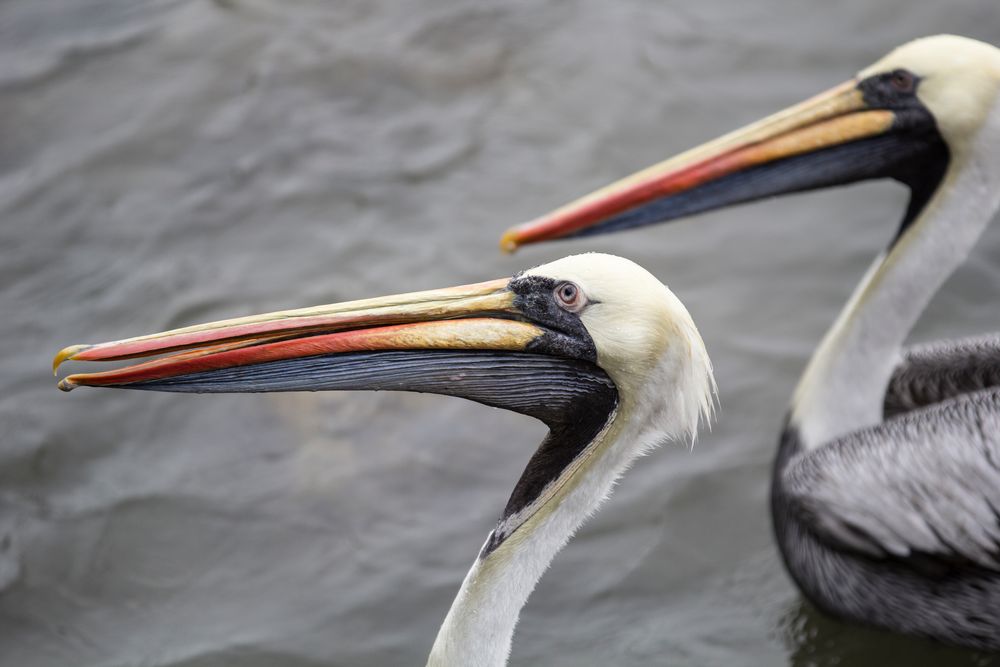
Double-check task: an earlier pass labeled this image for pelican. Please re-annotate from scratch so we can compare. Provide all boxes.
[501,35,1000,649]
[53,253,715,666]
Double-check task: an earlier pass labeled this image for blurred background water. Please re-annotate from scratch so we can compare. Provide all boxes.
[2,1,1000,665]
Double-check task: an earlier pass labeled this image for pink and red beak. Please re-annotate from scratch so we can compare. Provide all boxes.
[499,79,904,251]
[53,278,545,392]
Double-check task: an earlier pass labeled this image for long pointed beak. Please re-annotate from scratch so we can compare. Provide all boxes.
[500,80,899,250]
[54,278,542,391]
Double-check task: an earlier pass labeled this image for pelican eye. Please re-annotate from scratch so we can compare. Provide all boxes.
[554,281,586,312]
[889,69,916,94]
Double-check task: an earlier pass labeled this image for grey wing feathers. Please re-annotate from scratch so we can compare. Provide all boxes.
[886,333,1000,417]
[785,388,1000,571]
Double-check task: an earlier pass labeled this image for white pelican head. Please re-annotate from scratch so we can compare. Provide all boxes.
[863,35,1000,156]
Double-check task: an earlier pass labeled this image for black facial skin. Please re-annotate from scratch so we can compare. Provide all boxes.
[857,69,951,243]
[857,68,922,109]
[509,273,598,362]
[568,68,950,251]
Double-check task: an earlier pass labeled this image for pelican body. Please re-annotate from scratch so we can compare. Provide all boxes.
[54,253,715,666]
[504,36,1000,649]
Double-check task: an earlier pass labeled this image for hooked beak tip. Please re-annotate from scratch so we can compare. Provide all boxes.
[53,344,91,375]
[57,377,79,392]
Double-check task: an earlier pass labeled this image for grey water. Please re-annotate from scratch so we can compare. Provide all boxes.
[2,1,1000,665]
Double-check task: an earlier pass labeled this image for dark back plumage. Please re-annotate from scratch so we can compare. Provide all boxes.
[774,337,1000,649]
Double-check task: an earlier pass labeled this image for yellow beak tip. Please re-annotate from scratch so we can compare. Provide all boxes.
[53,344,91,375]
[499,230,521,254]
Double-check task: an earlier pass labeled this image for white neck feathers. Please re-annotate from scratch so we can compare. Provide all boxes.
[427,332,714,667]
[791,98,1000,449]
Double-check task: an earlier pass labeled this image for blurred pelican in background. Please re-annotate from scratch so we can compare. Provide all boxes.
[503,35,1000,650]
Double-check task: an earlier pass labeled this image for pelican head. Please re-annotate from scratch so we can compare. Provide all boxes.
[501,35,1000,251]
[872,35,1000,155]
[520,253,715,440]
[54,253,714,666]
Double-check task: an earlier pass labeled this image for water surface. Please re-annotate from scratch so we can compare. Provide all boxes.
[2,1,1000,665]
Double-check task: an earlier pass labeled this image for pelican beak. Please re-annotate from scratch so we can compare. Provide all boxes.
[500,78,930,250]
[53,278,545,393]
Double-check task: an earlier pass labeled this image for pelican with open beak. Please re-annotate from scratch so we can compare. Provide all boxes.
[501,35,1000,650]
[54,253,715,666]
